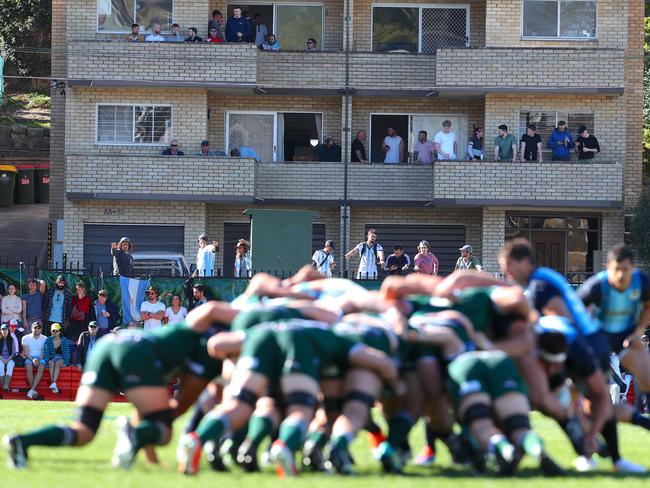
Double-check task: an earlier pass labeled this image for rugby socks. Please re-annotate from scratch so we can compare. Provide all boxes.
[424,422,437,449]
[488,434,515,461]
[330,432,353,452]
[601,417,621,462]
[133,420,166,449]
[305,430,328,451]
[246,415,275,451]
[387,412,415,448]
[19,425,77,449]
[365,419,386,448]
[631,412,650,431]
[184,404,206,434]
[278,418,308,452]
[197,413,230,445]
[557,416,585,455]
[517,431,544,460]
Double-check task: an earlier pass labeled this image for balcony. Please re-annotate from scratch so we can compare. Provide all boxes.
[67,41,258,88]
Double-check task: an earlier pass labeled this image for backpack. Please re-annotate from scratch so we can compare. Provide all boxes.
[360,243,378,264]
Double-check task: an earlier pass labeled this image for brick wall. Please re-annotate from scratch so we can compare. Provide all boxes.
[436,48,624,88]
[66,87,208,155]
[434,160,623,202]
[63,199,207,266]
[65,155,255,197]
[483,93,625,162]
[485,0,626,49]
[480,207,504,274]
[68,41,257,84]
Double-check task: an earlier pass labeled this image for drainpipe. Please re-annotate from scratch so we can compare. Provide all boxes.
[342,0,351,277]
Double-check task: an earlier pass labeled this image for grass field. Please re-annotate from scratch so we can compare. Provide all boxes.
[1,400,648,487]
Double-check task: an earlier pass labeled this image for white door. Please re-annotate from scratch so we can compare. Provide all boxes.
[226,112,277,162]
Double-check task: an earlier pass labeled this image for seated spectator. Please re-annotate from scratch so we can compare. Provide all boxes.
[261,34,280,51]
[166,23,184,42]
[230,146,261,162]
[206,26,225,43]
[316,136,342,162]
[196,140,218,156]
[185,27,203,43]
[145,23,166,42]
[575,126,600,160]
[1,283,22,324]
[546,120,573,161]
[413,240,439,275]
[8,320,24,352]
[43,323,71,394]
[22,322,46,399]
[165,294,188,326]
[413,130,435,164]
[0,323,20,391]
[162,139,185,156]
[384,245,410,276]
[225,7,251,42]
[125,23,143,42]
[252,13,268,46]
[77,321,100,368]
[306,38,318,52]
[208,10,224,41]
[93,289,118,336]
[22,278,44,332]
[467,126,484,160]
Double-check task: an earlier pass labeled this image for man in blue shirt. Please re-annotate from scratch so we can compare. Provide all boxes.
[230,146,261,162]
[546,120,573,161]
[225,7,251,42]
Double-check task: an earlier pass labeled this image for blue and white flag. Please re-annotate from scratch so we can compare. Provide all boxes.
[119,276,150,324]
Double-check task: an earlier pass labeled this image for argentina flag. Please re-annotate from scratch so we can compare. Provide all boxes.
[119,276,150,324]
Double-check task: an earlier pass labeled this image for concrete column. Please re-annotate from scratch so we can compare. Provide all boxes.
[481,207,505,274]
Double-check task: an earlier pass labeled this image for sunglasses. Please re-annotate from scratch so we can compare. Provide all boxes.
[52,329,60,332]
[89,325,98,329]
[33,326,42,329]
[147,292,157,295]
[170,144,178,147]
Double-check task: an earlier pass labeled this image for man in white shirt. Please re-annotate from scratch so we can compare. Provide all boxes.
[140,287,166,330]
[345,229,385,279]
[383,126,404,164]
[312,240,336,277]
[145,23,166,42]
[22,323,46,399]
[434,119,458,160]
[195,234,219,277]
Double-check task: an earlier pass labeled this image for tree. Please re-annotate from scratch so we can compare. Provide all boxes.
[0,0,51,86]
[631,188,650,267]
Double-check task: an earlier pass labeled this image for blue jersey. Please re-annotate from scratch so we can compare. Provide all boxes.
[527,267,598,335]
[577,269,650,334]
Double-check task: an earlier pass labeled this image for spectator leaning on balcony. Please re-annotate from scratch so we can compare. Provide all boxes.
[125,23,143,42]
[231,146,261,162]
[185,27,203,43]
[194,234,219,277]
[413,130,436,164]
[145,23,166,42]
[546,120,573,161]
[252,13,268,46]
[351,130,368,162]
[316,136,342,162]
[467,126,484,160]
[575,125,600,160]
[234,239,252,278]
[42,275,72,337]
[383,126,404,164]
[312,240,336,277]
[167,23,184,42]
[206,26,225,43]
[208,10,224,41]
[520,123,543,163]
[305,38,318,52]
[261,33,280,51]
[226,7,251,42]
[494,124,517,162]
[162,139,185,155]
[454,244,482,271]
[434,119,457,160]
[196,140,223,156]
[111,237,134,277]
[385,244,410,276]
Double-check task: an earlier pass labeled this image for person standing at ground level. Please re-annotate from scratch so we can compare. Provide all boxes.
[467,126,484,160]
[225,7,251,42]
[68,282,94,343]
[195,234,219,277]
[1,284,22,324]
[384,245,410,275]
[345,229,385,279]
[413,240,439,275]
[520,124,543,162]
[434,120,457,160]
[21,323,46,399]
[235,239,252,278]
[351,130,368,162]
[454,244,482,271]
[383,126,403,164]
[140,287,166,331]
[22,279,44,331]
[575,126,600,160]
[93,290,118,336]
[494,124,517,162]
[42,275,72,337]
[547,120,573,161]
[111,237,134,277]
[165,294,188,326]
[312,240,336,277]
[413,131,436,164]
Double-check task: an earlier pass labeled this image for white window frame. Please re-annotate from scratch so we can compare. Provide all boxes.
[96,0,175,33]
[520,0,598,41]
[370,3,470,53]
[95,103,173,146]
[369,112,469,162]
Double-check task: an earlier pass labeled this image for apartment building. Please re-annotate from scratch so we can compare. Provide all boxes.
[50,0,644,279]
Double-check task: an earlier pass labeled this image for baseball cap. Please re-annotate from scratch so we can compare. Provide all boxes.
[201,140,210,146]
[325,240,335,249]
[118,237,131,244]
[198,233,208,241]
[56,274,65,282]
[459,244,472,253]
[8,318,19,327]
[0,324,7,330]
[30,321,41,328]
[88,321,98,329]
[51,322,62,331]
